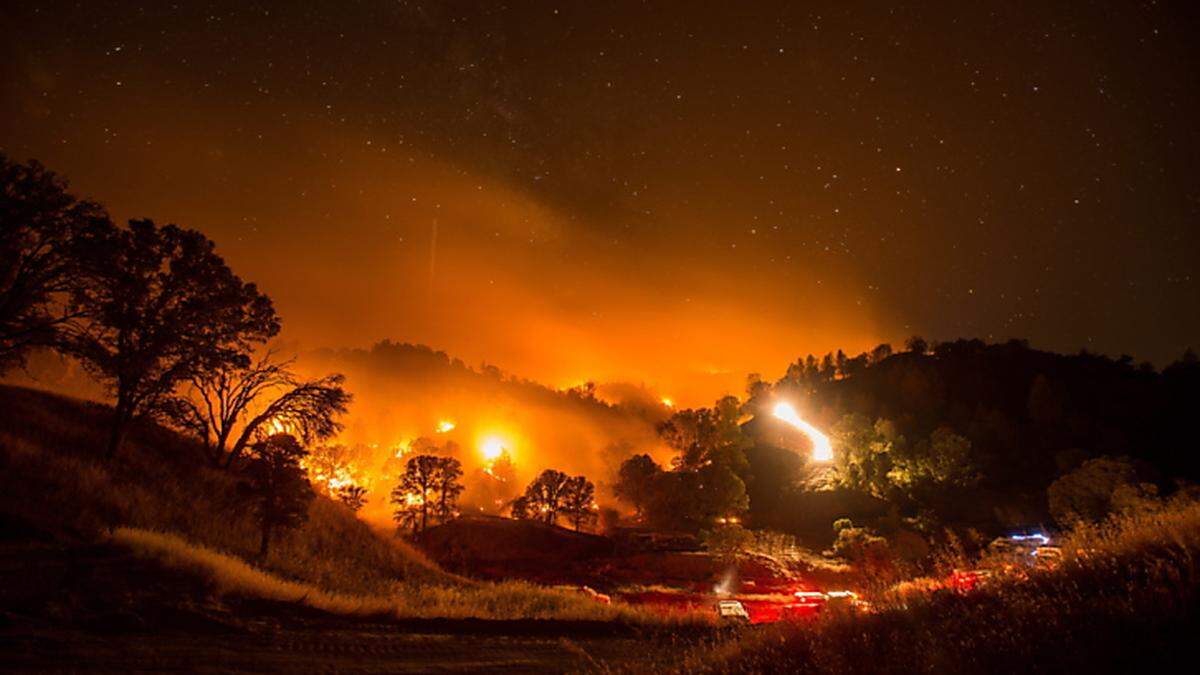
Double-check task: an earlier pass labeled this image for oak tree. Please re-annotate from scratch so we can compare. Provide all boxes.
[66,219,279,456]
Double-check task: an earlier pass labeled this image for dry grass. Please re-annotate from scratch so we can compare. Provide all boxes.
[673,497,1200,674]
[0,385,448,595]
[0,385,708,627]
[111,526,703,624]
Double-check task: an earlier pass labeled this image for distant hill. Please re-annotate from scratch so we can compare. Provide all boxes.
[740,340,1200,536]
[297,341,673,513]
[4,340,677,526]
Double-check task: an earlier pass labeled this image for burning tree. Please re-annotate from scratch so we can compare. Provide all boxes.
[463,451,518,514]
[335,484,368,512]
[240,434,315,557]
[302,443,371,511]
[390,454,463,533]
[64,219,280,457]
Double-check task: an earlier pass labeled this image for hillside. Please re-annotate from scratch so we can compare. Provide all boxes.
[415,515,803,593]
[0,384,449,595]
[741,340,1200,539]
[0,384,694,628]
[297,340,672,503]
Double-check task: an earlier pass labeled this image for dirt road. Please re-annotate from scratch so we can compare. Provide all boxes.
[2,619,709,673]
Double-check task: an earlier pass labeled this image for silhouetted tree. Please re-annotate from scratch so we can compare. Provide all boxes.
[905,335,928,355]
[242,434,314,557]
[561,475,598,530]
[692,461,750,524]
[745,372,771,408]
[870,343,894,364]
[335,484,368,512]
[614,454,662,518]
[842,352,870,378]
[391,454,462,532]
[217,373,350,466]
[658,395,748,472]
[66,219,279,457]
[0,155,111,372]
[169,350,351,467]
[520,469,573,525]
[510,495,532,520]
[432,456,465,523]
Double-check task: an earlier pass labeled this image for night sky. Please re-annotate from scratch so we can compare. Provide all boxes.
[2,1,1197,403]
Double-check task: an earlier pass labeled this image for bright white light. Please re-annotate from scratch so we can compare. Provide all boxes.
[772,402,834,462]
[480,437,506,461]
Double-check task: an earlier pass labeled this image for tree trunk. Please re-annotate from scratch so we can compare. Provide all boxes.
[106,407,130,458]
[224,437,248,469]
[208,431,232,468]
[259,522,271,558]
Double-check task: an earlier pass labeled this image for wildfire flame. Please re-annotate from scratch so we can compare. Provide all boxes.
[301,458,367,494]
[772,402,834,462]
[435,420,456,433]
[263,417,291,436]
[480,436,507,461]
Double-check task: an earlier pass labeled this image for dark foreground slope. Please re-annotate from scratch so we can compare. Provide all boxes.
[0,385,710,673]
[0,384,449,594]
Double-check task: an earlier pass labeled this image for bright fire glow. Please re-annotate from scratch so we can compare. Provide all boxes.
[661,397,674,408]
[480,436,508,461]
[435,419,456,433]
[772,402,834,462]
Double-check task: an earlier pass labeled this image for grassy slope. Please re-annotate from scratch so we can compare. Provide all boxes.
[674,499,1200,674]
[0,385,448,593]
[0,385,696,625]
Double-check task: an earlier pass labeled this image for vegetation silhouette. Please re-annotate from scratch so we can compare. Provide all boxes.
[392,454,464,533]
[241,433,315,557]
[65,218,280,457]
[0,155,110,372]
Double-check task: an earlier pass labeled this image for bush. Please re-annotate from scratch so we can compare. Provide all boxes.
[700,523,754,561]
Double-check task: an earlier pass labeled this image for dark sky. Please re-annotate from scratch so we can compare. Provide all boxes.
[2,1,1197,404]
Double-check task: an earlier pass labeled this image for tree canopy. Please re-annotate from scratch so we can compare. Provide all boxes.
[169,351,351,467]
[391,454,463,533]
[65,219,279,456]
[241,434,315,557]
[0,154,110,372]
